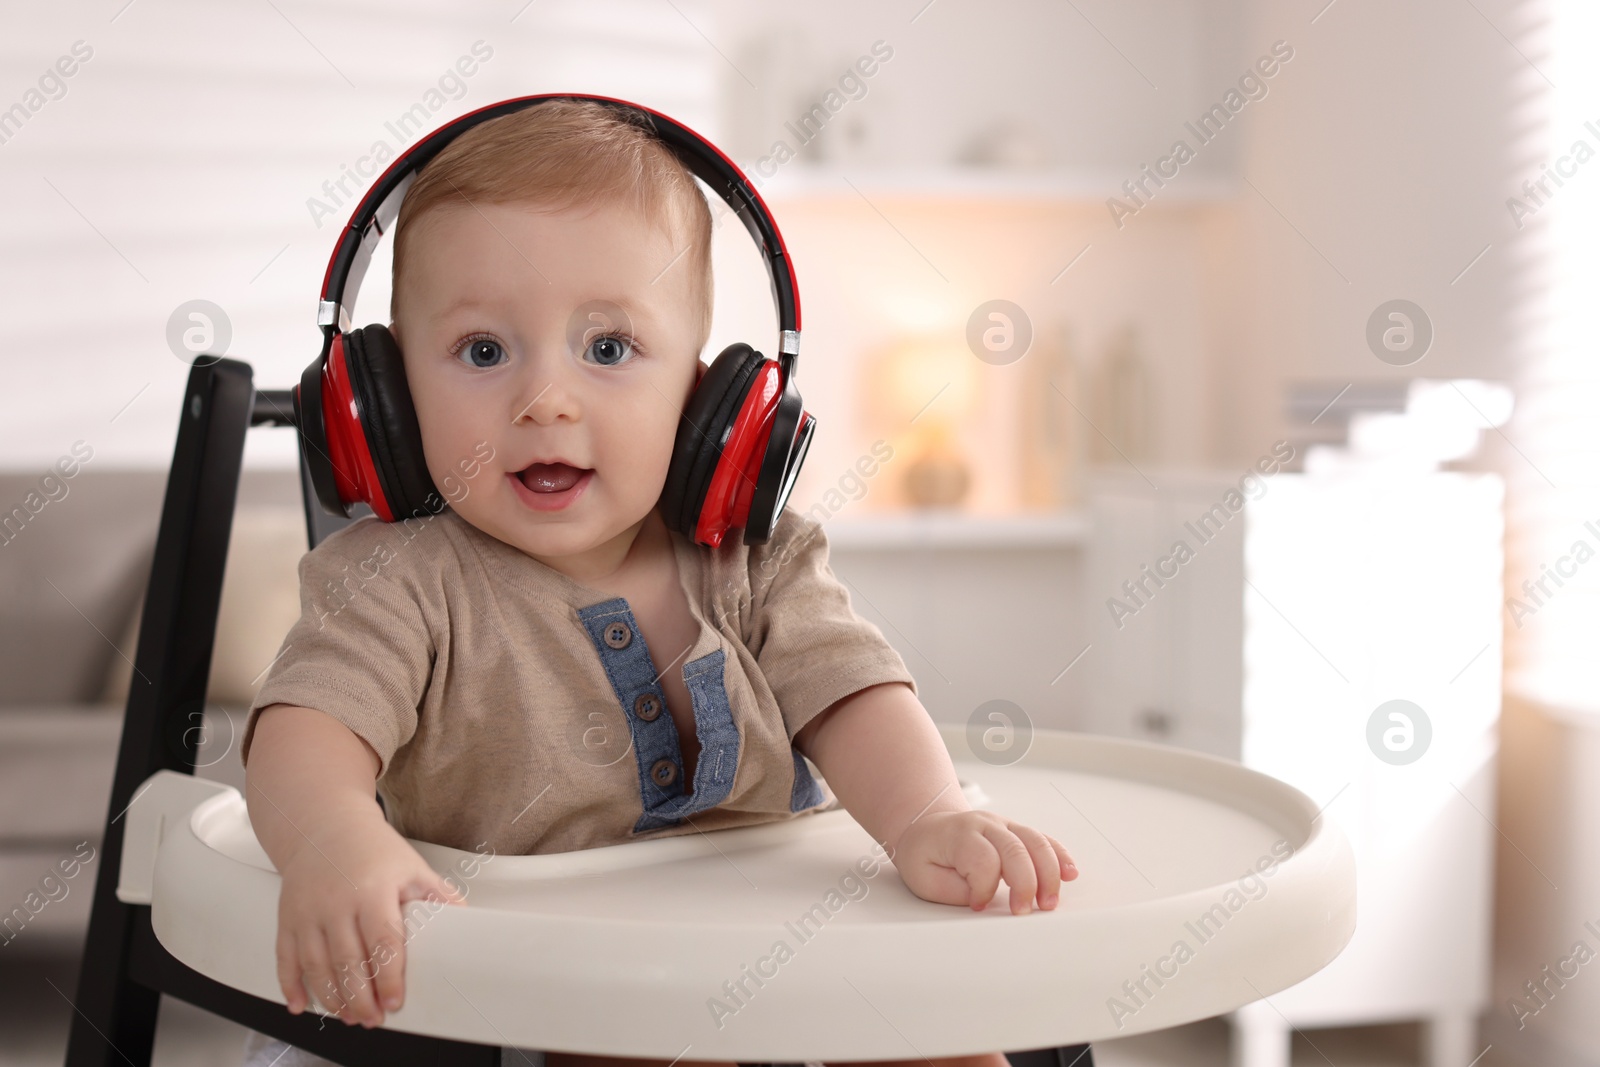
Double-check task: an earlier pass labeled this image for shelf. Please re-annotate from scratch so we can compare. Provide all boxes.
[822,509,1088,550]
[740,164,1241,203]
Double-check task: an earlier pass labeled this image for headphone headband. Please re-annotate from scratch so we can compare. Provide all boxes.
[316,92,801,372]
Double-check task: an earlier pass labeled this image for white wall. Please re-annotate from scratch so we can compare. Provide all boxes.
[1209,0,1523,462]
[0,0,715,472]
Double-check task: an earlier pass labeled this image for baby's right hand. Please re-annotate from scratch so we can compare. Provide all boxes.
[274,818,465,1028]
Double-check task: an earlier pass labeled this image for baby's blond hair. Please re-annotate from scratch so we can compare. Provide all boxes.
[391,99,713,351]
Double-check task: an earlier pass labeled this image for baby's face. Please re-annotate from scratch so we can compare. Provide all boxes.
[393,198,701,570]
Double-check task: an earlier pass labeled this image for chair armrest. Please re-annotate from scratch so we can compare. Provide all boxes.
[116,770,233,906]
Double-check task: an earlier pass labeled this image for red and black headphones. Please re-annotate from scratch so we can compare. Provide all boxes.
[294,93,814,548]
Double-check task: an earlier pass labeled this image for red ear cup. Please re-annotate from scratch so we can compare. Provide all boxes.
[744,377,814,545]
[660,343,762,545]
[659,342,814,547]
[294,325,442,523]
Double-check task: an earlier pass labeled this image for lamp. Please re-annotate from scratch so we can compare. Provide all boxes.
[863,334,980,508]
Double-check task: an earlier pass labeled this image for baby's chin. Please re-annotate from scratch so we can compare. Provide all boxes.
[469,495,658,562]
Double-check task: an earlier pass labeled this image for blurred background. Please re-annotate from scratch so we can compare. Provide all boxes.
[2,0,1596,1065]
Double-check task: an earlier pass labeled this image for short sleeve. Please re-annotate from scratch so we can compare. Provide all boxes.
[240,521,434,778]
[745,508,918,741]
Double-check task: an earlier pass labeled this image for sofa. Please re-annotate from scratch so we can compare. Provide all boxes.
[0,466,308,950]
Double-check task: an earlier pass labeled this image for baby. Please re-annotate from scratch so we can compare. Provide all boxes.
[239,100,1077,1067]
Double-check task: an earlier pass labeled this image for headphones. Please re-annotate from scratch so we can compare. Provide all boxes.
[294,93,814,548]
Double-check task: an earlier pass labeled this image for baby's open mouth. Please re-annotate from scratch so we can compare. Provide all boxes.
[516,462,592,494]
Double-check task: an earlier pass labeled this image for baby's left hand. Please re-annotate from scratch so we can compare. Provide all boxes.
[893,810,1078,914]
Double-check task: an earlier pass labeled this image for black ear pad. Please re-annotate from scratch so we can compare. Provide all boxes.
[660,342,767,538]
[342,323,442,519]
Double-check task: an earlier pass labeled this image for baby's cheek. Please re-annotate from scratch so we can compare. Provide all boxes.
[609,408,677,475]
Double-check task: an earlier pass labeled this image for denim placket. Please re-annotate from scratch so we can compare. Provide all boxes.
[790,749,825,812]
[577,598,742,832]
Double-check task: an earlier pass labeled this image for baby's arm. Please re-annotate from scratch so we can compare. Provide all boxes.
[245,703,464,1029]
[794,682,1078,914]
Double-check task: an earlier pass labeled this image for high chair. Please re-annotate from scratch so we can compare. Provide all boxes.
[63,358,1356,1066]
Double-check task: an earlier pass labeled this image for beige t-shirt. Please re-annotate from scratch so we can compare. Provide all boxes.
[240,505,916,857]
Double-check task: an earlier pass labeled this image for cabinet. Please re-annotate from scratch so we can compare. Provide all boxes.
[825,511,1089,737]
[1082,470,1500,1067]
[1082,471,1247,761]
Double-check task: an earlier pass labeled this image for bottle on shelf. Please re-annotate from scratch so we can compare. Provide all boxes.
[1092,323,1152,466]
[1018,320,1083,510]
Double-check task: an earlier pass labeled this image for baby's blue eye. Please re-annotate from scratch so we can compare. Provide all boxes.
[584,334,634,366]
[459,338,506,368]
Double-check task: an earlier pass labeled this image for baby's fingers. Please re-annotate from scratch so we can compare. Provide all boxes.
[296,926,344,1021]
[915,820,1002,910]
[1011,823,1064,909]
[1049,834,1079,882]
[401,871,467,908]
[325,917,382,1026]
[359,896,407,1015]
[276,928,308,1014]
[977,822,1039,914]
